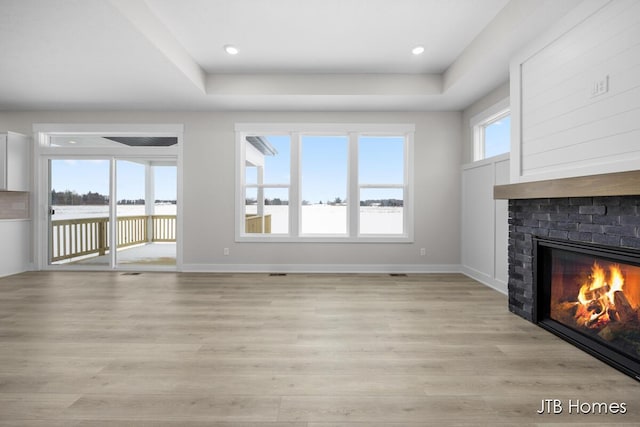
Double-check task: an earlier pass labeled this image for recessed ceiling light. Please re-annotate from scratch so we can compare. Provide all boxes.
[224,45,239,55]
[68,140,77,144]
[412,46,425,55]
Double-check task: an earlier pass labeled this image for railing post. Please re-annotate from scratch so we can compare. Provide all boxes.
[264,214,271,233]
[98,219,107,256]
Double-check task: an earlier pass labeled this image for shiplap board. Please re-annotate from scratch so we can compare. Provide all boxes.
[522,0,638,102]
[523,44,640,130]
[512,0,640,181]
[523,80,640,146]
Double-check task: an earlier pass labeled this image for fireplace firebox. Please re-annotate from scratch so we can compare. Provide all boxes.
[535,238,640,380]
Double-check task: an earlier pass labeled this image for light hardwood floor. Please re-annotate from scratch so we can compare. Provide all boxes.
[0,272,638,426]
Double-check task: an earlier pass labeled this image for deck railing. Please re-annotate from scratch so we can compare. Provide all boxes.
[50,217,110,262]
[245,214,271,233]
[152,215,176,242]
[51,214,271,262]
[50,215,177,262]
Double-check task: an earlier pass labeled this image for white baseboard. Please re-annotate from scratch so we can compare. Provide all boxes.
[182,263,462,274]
[460,265,507,295]
[15,261,506,296]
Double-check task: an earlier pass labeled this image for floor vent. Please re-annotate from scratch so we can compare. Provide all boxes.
[121,272,141,276]
[269,273,287,276]
[389,273,408,277]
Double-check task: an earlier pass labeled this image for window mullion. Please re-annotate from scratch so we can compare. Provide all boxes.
[289,132,300,236]
[348,132,359,238]
[359,183,404,189]
[405,131,414,239]
[257,166,264,218]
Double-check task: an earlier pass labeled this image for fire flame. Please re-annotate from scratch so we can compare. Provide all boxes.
[574,262,625,328]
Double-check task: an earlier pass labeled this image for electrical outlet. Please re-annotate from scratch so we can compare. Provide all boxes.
[223,248,230,256]
[590,75,609,98]
[420,248,426,256]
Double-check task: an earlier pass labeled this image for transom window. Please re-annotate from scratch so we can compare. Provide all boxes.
[472,102,510,161]
[236,123,414,242]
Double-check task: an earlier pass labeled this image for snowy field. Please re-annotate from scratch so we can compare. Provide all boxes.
[246,205,403,234]
[52,204,177,220]
[53,204,403,234]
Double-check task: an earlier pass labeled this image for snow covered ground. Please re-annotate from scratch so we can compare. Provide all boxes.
[247,205,403,235]
[53,204,403,235]
[52,204,176,220]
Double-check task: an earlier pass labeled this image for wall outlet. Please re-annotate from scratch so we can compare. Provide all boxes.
[420,248,426,256]
[590,75,609,98]
[223,248,230,256]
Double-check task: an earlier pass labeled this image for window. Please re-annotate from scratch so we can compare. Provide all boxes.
[472,101,510,161]
[301,135,348,235]
[243,135,290,234]
[358,136,405,235]
[236,124,414,242]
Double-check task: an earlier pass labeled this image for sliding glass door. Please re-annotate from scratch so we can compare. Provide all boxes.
[47,158,177,269]
[48,159,111,266]
[115,160,176,268]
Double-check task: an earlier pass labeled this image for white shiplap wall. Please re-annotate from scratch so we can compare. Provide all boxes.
[511,0,640,182]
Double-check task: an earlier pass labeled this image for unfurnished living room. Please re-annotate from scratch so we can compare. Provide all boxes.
[1,0,640,425]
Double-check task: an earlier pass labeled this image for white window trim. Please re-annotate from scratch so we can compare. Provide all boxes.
[470,98,510,162]
[33,123,183,271]
[235,123,415,243]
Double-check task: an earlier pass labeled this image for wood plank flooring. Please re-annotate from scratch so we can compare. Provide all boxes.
[0,271,638,425]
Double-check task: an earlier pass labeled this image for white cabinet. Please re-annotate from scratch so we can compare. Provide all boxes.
[0,132,30,192]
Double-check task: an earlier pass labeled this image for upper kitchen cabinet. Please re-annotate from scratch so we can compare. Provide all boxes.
[0,132,30,192]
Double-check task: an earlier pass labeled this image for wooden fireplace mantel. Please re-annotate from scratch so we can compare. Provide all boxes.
[494,170,640,200]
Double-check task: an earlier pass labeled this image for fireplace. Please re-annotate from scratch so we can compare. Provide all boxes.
[535,239,640,379]
[495,171,640,379]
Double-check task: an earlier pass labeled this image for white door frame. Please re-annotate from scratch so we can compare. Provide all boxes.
[33,124,183,271]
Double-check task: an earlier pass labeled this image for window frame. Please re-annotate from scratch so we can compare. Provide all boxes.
[235,123,414,243]
[357,134,407,237]
[471,98,510,162]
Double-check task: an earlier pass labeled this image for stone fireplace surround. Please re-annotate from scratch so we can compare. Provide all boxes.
[494,170,640,322]
[507,195,640,321]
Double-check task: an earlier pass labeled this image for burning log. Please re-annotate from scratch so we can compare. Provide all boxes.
[552,302,578,324]
[613,290,636,323]
[583,285,609,302]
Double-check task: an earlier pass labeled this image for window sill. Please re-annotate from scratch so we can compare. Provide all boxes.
[236,235,413,243]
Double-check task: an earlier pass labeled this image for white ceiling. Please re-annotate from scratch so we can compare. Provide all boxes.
[148,0,507,74]
[0,0,581,112]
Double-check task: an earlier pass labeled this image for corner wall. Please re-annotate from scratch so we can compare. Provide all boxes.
[460,83,510,293]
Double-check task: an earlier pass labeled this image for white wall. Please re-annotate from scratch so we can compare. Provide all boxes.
[461,156,509,293]
[460,85,510,294]
[511,0,640,182]
[0,110,462,273]
[0,220,31,277]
